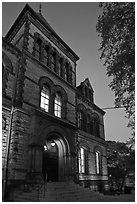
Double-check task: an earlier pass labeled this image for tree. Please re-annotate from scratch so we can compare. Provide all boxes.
[106,140,135,192]
[96,3,135,139]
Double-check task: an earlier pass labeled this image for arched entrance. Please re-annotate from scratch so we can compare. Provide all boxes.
[42,141,58,181]
[42,134,68,182]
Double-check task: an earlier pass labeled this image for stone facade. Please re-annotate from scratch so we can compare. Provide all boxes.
[2,4,108,200]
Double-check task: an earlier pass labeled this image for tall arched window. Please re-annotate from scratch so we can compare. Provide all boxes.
[54,93,62,118]
[95,151,101,174]
[40,86,50,112]
[79,147,88,174]
[78,111,84,130]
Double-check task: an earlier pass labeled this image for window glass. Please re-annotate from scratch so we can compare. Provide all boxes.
[79,147,87,173]
[54,93,62,118]
[40,86,50,112]
[96,151,101,174]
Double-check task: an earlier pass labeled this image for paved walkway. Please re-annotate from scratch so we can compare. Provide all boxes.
[95,193,135,202]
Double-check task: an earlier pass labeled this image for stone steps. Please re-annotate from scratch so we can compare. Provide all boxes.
[14,181,103,202]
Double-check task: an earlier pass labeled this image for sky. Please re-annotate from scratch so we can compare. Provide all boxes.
[2,1,132,143]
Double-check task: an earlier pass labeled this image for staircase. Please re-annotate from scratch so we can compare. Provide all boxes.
[14,181,104,202]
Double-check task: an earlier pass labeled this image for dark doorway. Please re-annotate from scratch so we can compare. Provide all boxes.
[42,142,58,182]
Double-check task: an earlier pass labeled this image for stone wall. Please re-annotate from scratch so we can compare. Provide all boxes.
[3,108,31,181]
[23,57,76,124]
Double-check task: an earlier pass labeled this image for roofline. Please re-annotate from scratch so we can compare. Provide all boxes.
[5,3,79,61]
[76,90,105,115]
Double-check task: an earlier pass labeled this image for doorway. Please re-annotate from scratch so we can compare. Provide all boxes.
[42,141,58,181]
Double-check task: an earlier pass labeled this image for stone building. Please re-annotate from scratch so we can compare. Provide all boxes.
[2,4,108,199]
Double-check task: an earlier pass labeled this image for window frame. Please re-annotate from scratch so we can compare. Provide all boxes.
[54,92,62,118]
[95,151,101,175]
[79,147,88,174]
[35,38,42,61]
[40,85,50,112]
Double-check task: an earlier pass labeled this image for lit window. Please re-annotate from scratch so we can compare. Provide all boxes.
[54,93,62,118]
[96,151,101,174]
[40,86,50,112]
[79,147,87,173]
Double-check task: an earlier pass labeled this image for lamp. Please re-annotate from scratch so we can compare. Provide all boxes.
[44,145,47,151]
[51,141,55,147]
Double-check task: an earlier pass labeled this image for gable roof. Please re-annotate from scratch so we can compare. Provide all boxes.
[5,3,79,61]
[77,78,94,92]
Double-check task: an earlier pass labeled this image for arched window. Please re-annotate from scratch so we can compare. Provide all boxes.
[35,38,41,61]
[86,114,91,133]
[79,147,88,174]
[51,52,56,72]
[44,45,49,66]
[58,57,63,77]
[77,111,84,130]
[54,93,62,118]
[65,62,69,82]
[95,151,101,174]
[40,86,50,112]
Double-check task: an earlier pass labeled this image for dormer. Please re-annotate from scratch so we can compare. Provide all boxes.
[77,78,94,103]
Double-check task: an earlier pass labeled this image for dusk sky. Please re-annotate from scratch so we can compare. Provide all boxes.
[2,2,132,142]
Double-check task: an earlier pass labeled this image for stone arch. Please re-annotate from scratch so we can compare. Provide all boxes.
[38,125,71,181]
[78,140,90,152]
[94,145,103,155]
[39,76,55,90]
[38,124,70,154]
[91,112,100,123]
[77,103,86,111]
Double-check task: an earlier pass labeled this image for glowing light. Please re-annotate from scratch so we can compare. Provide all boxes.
[51,141,55,147]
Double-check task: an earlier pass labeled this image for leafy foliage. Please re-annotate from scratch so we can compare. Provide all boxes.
[96,3,135,138]
[106,140,135,191]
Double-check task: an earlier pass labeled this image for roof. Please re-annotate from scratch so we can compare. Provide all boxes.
[5,3,79,61]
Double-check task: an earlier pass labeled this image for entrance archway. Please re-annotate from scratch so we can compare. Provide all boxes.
[42,134,68,182]
[42,141,58,181]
